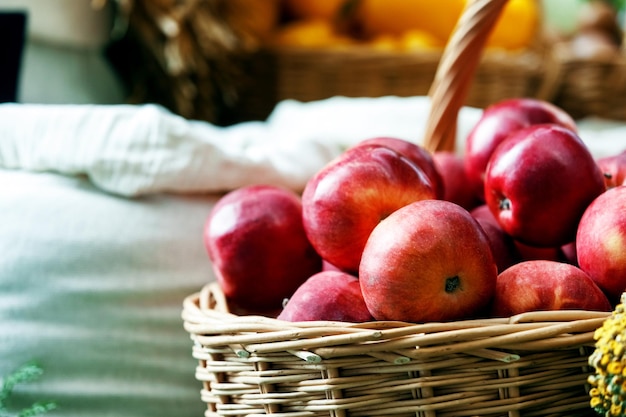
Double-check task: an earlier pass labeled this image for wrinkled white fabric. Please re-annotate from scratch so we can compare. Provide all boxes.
[1,98,624,199]
[0,97,483,197]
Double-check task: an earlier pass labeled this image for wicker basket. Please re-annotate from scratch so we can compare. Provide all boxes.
[543,43,626,121]
[109,0,547,126]
[230,0,547,124]
[231,43,545,124]
[182,1,611,415]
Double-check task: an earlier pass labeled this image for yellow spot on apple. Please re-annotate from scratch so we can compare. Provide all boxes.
[603,230,626,257]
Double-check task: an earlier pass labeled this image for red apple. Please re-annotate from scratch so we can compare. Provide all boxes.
[277,270,374,322]
[484,124,606,247]
[490,260,612,317]
[560,241,578,266]
[470,204,520,272]
[576,185,626,304]
[359,199,497,323]
[514,241,562,262]
[204,184,322,311]
[322,260,342,272]
[351,136,444,198]
[597,149,626,189]
[464,98,577,201]
[433,151,482,210]
[302,144,437,274]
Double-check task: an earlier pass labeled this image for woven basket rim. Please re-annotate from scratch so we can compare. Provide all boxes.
[183,282,610,360]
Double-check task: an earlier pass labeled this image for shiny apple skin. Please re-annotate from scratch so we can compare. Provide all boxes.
[277,270,374,322]
[470,204,520,273]
[464,98,577,202]
[576,185,626,304]
[302,144,437,274]
[484,124,606,248]
[597,149,626,189]
[434,150,482,210]
[352,137,444,199]
[359,199,497,323]
[204,185,322,311]
[490,260,612,317]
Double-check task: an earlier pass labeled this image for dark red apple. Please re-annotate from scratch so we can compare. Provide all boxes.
[204,184,322,311]
[560,241,578,266]
[464,98,577,201]
[484,124,606,247]
[470,204,520,272]
[490,260,612,317]
[514,241,563,262]
[359,199,497,323]
[596,149,626,189]
[277,270,374,322]
[434,151,482,210]
[302,144,437,274]
[576,185,626,304]
[351,136,444,198]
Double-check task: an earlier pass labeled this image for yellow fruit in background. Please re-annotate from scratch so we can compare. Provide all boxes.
[358,0,538,51]
[272,19,354,48]
[486,0,540,50]
[400,29,444,51]
[283,0,347,20]
[368,34,401,51]
[358,0,466,44]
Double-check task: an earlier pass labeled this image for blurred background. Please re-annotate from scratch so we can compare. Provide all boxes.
[1,0,625,124]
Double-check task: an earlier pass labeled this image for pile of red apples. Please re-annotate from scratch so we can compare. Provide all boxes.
[203,98,626,324]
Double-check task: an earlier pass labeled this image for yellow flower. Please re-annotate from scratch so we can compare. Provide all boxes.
[589,294,626,416]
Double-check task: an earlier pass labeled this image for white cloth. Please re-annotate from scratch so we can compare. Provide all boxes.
[2,96,626,417]
[0,169,214,417]
[0,97,482,197]
[2,98,625,199]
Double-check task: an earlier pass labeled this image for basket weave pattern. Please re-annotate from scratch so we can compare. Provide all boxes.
[183,284,607,416]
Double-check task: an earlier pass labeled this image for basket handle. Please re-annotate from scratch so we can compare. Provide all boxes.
[423,0,509,153]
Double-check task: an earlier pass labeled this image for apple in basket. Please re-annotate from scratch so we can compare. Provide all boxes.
[434,150,483,211]
[484,123,606,248]
[302,143,437,274]
[277,270,374,323]
[490,260,612,317]
[576,185,626,304]
[203,184,322,312]
[359,199,498,323]
[596,149,626,189]
[350,136,445,199]
[470,204,520,273]
[464,98,577,201]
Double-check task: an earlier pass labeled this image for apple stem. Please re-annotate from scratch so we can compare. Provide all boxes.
[445,276,461,293]
[499,198,511,211]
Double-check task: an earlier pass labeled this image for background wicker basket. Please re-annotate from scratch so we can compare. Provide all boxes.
[231,44,545,125]
[181,1,613,416]
[537,0,626,121]
[544,43,626,121]
[108,0,547,126]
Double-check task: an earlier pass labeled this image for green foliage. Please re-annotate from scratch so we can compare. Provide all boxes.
[0,363,56,417]
[600,0,626,12]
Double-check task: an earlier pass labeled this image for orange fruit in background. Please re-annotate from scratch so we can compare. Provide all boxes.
[272,19,355,48]
[486,0,540,50]
[400,29,445,51]
[357,0,466,44]
[283,0,347,20]
[357,0,539,51]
